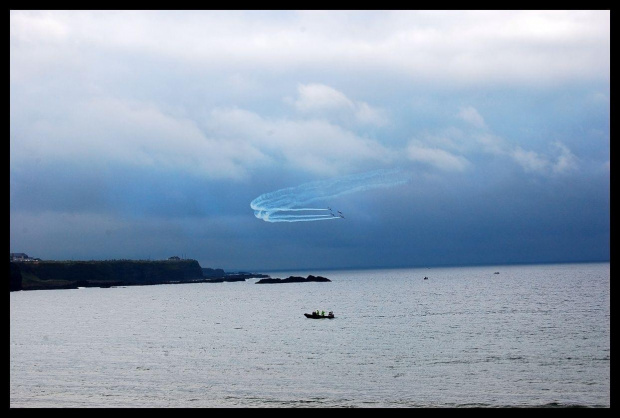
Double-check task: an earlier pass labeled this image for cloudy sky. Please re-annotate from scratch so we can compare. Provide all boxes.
[10,10,610,272]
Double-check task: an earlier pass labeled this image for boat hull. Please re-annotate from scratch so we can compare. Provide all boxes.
[304,313,335,319]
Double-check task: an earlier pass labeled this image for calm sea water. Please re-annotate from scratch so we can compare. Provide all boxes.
[10,262,609,408]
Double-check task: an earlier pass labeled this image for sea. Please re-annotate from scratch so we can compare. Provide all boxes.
[10,262,610,408]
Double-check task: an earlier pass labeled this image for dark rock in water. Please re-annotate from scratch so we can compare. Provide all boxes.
[205,272,271,283]
[256,275,331,284]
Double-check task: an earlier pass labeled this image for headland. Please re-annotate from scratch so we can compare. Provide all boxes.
[9,256,329,291]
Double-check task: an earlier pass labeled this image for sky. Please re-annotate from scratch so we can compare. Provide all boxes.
[10,10,610,272]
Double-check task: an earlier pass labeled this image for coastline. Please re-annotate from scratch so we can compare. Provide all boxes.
[9,259,269,292]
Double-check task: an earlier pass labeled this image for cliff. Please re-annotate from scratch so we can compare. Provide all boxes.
[11,259,206,291]
[10,262,22,291]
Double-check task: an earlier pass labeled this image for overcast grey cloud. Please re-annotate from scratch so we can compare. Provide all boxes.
[10,10,609,271]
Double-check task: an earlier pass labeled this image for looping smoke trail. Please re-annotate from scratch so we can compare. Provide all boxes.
[250,168,411,222]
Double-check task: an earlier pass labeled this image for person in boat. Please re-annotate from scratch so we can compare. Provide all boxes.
[328,311,334,317]
[321,310,325,316]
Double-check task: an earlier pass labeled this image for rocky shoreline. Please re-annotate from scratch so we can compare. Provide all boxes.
[256,275,331,284]
[10,260,328,291]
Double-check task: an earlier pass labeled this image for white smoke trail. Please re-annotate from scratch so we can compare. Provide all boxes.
[250,168,411,222]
